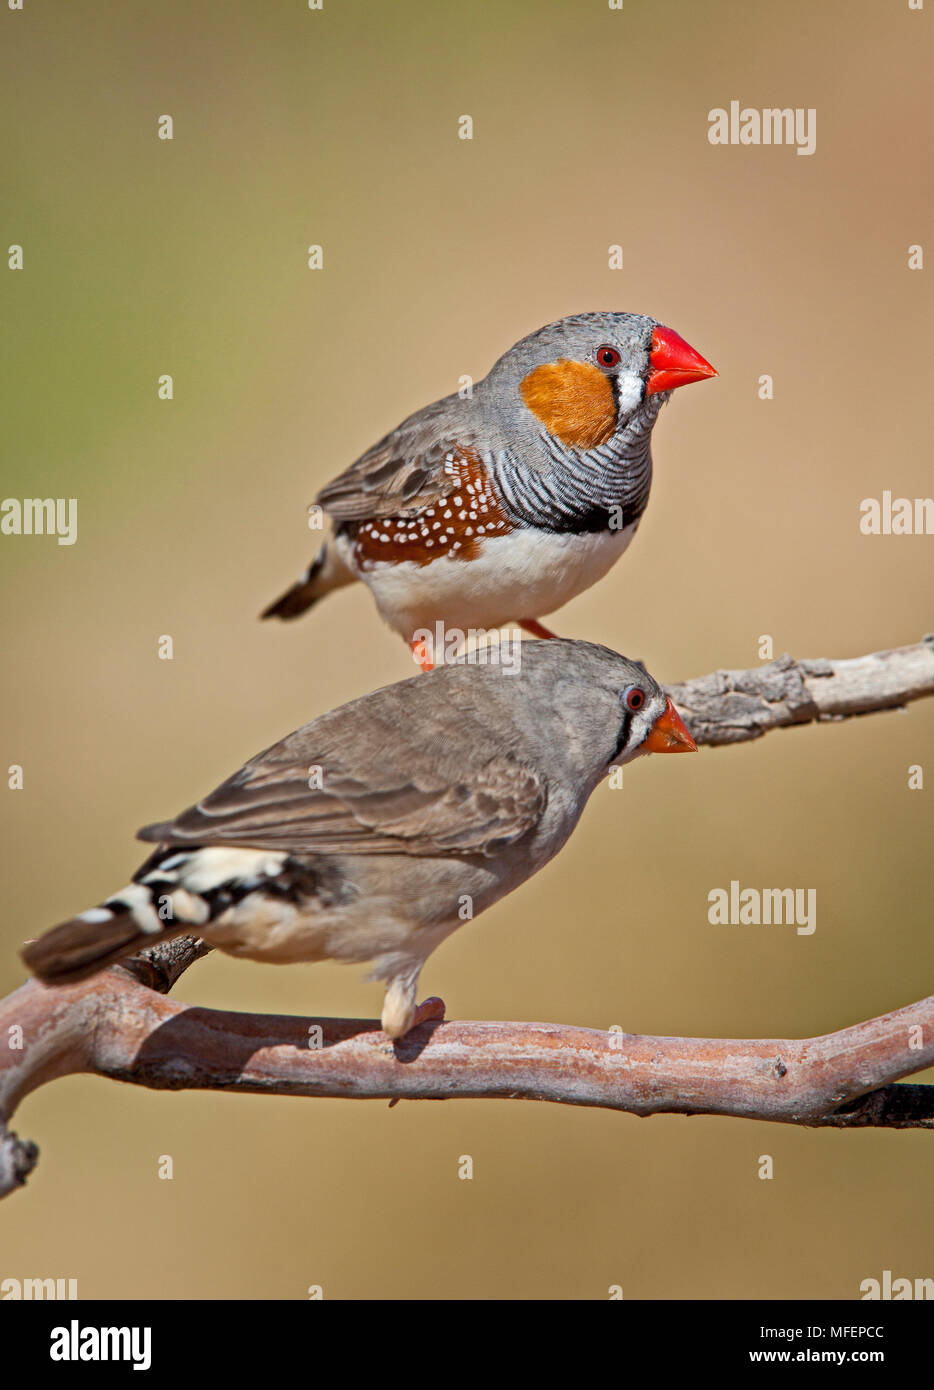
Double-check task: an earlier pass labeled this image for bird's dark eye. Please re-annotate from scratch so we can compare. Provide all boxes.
[596,345,621,370]
[623,686,645,711]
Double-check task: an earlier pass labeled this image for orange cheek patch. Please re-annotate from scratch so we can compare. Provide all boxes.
[519,359,616,449]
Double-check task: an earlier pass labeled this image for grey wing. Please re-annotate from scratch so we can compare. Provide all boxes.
[317,394,476,521]
[137,748,547,859]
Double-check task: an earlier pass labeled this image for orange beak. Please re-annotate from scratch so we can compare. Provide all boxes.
[646,325,717,396]
[644,697,697,754]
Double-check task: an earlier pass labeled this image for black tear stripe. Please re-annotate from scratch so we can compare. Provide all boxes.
[611,710,633,763]
[609,370,621,416]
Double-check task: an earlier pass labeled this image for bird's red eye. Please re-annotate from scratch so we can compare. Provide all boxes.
[624,686,645,711]
[596,345,621,369]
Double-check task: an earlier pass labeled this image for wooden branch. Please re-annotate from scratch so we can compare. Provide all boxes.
[3,637,933,1198]
[1,949,932,1201]
[665,634,934,746]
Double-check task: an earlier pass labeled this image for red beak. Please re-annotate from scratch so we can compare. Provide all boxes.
[644,697,697,754]
[646,325,717,396]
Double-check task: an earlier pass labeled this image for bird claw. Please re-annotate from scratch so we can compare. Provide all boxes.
[382,993,446,1042]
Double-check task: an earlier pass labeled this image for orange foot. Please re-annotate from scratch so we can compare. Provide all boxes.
[410,637,434,672]
[408,996,446,1031]
[518,618,559,640]
[385,996,446,1046]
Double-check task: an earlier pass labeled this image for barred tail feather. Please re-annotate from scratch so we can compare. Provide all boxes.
[22,846,294,985]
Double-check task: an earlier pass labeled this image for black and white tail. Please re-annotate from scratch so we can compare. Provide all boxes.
[261,540,354,622]
[20,846,291,986]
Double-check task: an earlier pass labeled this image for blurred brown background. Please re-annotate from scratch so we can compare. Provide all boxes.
[2,0,931,1299]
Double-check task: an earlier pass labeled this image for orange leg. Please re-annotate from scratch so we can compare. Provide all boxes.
[518,618,559,640]
[410,637,434,672]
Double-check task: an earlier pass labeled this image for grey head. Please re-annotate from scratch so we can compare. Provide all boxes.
[467,310,716,533]
[481,310,662,429]
[446,637,695,794]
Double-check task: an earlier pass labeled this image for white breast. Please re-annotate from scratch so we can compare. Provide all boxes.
[337,521,639,640]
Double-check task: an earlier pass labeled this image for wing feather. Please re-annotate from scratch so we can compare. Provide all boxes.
[138,754,545,859]
[316,396,476,520]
